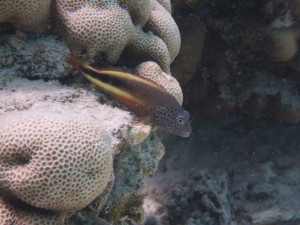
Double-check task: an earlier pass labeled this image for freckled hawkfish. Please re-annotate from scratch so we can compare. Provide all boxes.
[66,54,192,137]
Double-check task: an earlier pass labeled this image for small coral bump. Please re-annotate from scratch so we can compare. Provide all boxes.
[135,61,183,105]
[261,24,300,62]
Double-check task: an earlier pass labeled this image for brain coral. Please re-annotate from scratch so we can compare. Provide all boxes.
[0,196,65,225]
[55,0,180,73]
[145,0,180,62]
[0,0,51,33]
[0,111,113,212]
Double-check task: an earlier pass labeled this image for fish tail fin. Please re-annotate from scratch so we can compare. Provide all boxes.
[65,53,93,72]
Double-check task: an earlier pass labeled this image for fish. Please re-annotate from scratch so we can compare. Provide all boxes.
[66,54,192,137]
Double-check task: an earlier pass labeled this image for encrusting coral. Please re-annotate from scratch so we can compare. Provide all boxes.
[0,111,113,212]
[0,35,70,80]
[54,0,180,73]
[0,0,51,33]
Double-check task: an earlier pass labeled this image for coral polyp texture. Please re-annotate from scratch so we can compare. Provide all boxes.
[0,196,65,225]
[0,78,165,224]
[0,111,113,212]
[145,0,180,62]
[0,0,51,33]
[135,61,183,105]
[55,0,180,73]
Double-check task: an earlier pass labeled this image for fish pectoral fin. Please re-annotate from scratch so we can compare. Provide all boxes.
[132,115,153,125]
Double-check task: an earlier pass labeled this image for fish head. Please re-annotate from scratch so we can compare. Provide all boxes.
[175,110,192,137]
[153,105,192,137]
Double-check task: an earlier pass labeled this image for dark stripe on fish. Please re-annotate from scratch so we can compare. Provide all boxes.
[66,54,192,137]
[79,66,124,89]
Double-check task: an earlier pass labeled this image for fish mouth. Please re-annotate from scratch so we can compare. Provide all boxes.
[179,130,192,138]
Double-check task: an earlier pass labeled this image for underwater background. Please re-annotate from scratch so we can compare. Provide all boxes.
[1,0,300,225]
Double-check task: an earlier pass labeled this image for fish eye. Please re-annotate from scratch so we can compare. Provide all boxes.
[177,116,184,124]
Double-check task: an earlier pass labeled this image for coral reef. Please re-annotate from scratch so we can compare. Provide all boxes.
[145,0,180,62]
[0,78,151,152]
[0,0,181,73]
[0,0,51,33]
[4,1,300,225]
[0,196,66,225]
[54,0,180,73]
[67,134,164,225]
[0,0,182,224]
[0,78,163,224]
[0,110,113,211]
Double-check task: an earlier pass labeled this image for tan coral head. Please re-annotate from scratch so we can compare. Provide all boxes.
[55,0,180,73]
[0,111,113,212]
[0,0,51,33]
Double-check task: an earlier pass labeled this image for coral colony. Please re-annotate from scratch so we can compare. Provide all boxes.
[0,0,182,224]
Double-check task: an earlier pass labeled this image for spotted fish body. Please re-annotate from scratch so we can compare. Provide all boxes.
[66,54,192,137]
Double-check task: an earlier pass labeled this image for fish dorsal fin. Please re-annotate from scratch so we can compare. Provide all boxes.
[95,67,126,73]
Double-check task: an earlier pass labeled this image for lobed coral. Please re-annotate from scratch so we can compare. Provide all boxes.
[145,0,180,62]
[0,0,180,73]
[135,61,183,105]
[0,0,51,33]
[0,111,113,212]
[0,0,181,223]
[0,196,66,225]
[54,0,180,73]
[157,0,172,13]
[0,78,162,224]
[0,78,152,147]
